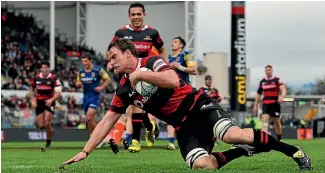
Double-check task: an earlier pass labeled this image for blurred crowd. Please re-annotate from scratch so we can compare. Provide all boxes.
[1,6,115,128]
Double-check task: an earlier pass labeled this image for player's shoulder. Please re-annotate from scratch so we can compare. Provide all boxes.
[49,73,57,78]
[49,73,58,80]
[259,77,266,83]
[183,50,191,55]
[35,73,41,78]
[114,25,128,35]
[141,56,167,70]
[273,76,281,80]
[141,56,163,65]
[117,25,128,31]
[146,25,159,32]
[93,65,102,71]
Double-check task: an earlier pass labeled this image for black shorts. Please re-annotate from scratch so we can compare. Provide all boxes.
[175,93,235,168]
[262,102,281,118]
[36,100,55,115]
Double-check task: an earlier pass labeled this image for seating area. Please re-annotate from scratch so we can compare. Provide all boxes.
[1,6,114,128]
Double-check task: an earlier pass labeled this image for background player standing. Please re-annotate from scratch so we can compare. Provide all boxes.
[109,2,167,153]
[76,55,110,136]
[253,65,287,140]
[201,75,224,103]
[62,39,311,171]
[166,36,196,150]
[29,61,62,149]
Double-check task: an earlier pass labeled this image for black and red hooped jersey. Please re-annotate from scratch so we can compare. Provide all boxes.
[200,86,220,101]
[108,56,204,127]
[257,76,283,104]
[31,73,61,100]
[111,24,164,58]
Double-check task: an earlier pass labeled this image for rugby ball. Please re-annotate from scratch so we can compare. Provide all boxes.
[134,67,158,97]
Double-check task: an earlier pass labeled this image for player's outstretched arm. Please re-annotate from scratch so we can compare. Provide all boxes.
[62,111,121,166]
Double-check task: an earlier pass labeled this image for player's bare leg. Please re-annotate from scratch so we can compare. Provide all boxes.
[166,125,175,150]
[261,114,269,133]
[36,113,45,129]
[189,109,311,171]
[86,108,97,135]
[272,117,282,140]
[124,106,133,147]
[44,111,53,148]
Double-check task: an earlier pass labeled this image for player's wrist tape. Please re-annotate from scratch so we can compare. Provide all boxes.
[82,150,90,156]
[178,66,186,72]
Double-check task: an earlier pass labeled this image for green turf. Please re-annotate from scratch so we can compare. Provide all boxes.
[2,139,325,173]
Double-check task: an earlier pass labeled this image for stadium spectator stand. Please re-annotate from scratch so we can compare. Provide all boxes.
[1,6,115,128]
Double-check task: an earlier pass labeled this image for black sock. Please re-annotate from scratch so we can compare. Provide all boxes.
[212,148,248,169]
[277,134,282,140]
[142,112,153,132]
[253,129,298,157]
[132,113,143,142]
[46,139,51,145]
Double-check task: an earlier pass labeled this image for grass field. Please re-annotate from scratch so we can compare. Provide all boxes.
[1,139,325,173]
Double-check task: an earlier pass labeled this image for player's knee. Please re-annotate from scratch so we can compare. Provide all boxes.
[185,148,210,169]
[212,110,236,141]
[119,115,127,122]
[86,115,95,122]
[192,155,217,170]
[261,114,269,122]
[44,121,51,127]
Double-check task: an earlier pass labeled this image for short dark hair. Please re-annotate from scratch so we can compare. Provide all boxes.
[40,60,50,67]
[128,2,145,14]
[107,38,138,57]
[174,36,186,49]
[205,75,212,80]
[265,64,273,69]
[81,53,92,61]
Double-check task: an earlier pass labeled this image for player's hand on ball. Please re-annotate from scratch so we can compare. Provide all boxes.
[62,151,88,166]
[129,68,142,88]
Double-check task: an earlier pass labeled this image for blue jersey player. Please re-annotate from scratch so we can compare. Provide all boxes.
[76,55,110,136]
[166,36,197,150]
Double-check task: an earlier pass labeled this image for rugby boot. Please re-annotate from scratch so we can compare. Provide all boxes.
[165,143,176,150]
[231,144,256,157]
[128,139,141,153]
[122,139,129,150]
[145,121,156,147]
[108,139,119,154]
[292,148,312,171]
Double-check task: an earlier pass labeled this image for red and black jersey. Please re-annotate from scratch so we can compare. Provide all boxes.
[257,76,283,104]
[109,56,204,127]
[111,24,164,58]
[200,86,221,102]
[30,73,61,100]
